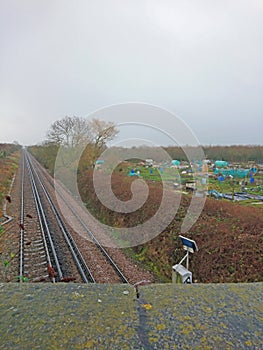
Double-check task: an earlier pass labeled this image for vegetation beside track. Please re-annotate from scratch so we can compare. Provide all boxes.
[0,143,21,218]
[77,171,263,283]
[26,144,263,283]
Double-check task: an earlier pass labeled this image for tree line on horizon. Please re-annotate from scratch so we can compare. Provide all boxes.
[16,114,262,171]
[0,143,21,158]
[164,145,263,163]
[48,115,262,164]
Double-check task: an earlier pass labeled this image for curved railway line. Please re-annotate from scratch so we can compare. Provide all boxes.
[18,150,136,284]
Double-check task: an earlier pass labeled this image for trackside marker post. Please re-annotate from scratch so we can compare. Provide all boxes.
[172,235,198,284]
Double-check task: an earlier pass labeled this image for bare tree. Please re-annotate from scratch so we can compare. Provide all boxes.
[46,116,119,167]
[88,118,119,167]
[47,116,90,148]
[72,117,92,147]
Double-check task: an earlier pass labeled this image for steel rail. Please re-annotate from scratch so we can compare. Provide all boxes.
[19,150,25,280]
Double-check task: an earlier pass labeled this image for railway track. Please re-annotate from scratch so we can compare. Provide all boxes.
[19,151,52,282]
[21,150,130,284]
[19,150,95,283]
[51,184,129,284]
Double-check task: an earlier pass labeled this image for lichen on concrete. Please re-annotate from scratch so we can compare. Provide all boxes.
[0,283,262,349]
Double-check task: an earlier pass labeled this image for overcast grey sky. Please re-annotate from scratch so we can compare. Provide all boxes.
[0,0,262,146]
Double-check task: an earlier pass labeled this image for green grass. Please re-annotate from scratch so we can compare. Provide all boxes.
[125,165,182,182]
[209,177,263,193]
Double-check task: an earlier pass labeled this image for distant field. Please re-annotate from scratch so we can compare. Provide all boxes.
[119,163,182,182]
[118,162,263,205]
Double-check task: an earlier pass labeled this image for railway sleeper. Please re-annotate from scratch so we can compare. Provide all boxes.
[31,242,46,247]
[32,239,45,243]
[24,254,47,260]
[24,246,45,251]
[31,275,49,282]
[24,246,45,252]
[24,250,46,256]
[25,249,46,254]
[24,261,47,267]
[26,267,48,274]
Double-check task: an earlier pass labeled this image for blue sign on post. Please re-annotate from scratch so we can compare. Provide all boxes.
[179,235,198,253]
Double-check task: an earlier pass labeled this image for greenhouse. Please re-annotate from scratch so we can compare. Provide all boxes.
[214,160,228,167]
[214,168,250,178]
